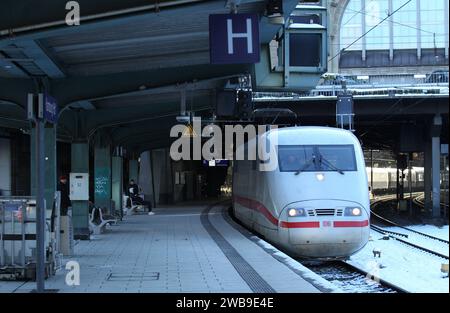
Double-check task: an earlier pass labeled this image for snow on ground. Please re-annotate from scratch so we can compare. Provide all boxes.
[348,229,449,293]
[406,225,449,241]
[381,225,449,257]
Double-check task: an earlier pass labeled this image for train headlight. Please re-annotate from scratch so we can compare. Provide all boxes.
[316,173,325,181]
[344,207,362,216]
[288,208,306,217]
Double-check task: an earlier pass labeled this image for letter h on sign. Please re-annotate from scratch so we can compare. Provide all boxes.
[210,14,260,64]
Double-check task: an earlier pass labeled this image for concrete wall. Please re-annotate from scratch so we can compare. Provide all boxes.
[0,138,11,196]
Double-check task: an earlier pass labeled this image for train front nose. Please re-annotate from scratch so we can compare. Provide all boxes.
[280,201,370,259]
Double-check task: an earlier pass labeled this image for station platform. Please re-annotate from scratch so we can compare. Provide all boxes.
[0,202,337,293]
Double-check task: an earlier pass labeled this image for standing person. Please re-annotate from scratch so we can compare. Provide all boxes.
[57,175,71,216]
[127,179,154,215]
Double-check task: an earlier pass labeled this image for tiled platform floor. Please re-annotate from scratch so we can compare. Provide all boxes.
[0,203,330,293]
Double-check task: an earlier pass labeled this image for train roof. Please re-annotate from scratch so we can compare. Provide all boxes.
[264,126,360,146]
[235,126,362,155]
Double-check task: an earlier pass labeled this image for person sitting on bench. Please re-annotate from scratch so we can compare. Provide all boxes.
[127,179,154,215]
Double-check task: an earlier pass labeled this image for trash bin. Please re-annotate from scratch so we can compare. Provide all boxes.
[60,209,74,256]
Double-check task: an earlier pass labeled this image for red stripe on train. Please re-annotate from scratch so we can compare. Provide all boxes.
[234,195,278,225]
[235,195,318,228]
[279,221,320,228]
[333,220,369,227]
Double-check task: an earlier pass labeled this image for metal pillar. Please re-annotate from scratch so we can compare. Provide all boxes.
[111,155,123,217]
[30,127,56,209]
[30,125,57,280]
[34,117,46,292]
[71,142,90,239]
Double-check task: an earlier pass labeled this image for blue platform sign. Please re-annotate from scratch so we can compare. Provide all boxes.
[44,94,58,124]
[209,13,260,64]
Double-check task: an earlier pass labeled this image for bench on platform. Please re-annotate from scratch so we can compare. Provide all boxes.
[89,207,118,235]
[124,195,147,215]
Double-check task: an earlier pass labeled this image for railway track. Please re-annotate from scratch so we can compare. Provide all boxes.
[412,194,449,210]
[370,195,449,260]
[370,224,449,260]
[302,260,408,293]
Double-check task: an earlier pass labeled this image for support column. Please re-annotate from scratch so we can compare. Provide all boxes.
[431,136,441,217]
[138,151,155,208]
[129,159,139,182]
[30,126,56,211]
[111,155,123,217]
[0,137,11,196]
[431,115,442,218]
[151,148,173,205]
[71,142,90,239]
[370,149,373,194]
[361,0,366,62]
[444,0,449,59]
[424,137,432,211]
[388,0,394,60]
[94,145,112,214]
[416,0,422,60]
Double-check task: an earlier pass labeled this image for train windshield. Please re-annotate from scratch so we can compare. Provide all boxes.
[278,145,357,172]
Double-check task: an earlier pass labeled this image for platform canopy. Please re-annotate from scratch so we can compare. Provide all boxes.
[0,0,300,151]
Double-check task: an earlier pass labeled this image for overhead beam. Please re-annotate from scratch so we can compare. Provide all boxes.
[16,40,65,78]
[52,64,248,106]
[0,0,296,49]
[0,0,219,47]
[0,0,209,36]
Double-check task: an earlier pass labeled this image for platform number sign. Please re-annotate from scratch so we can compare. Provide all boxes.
[44,93,58,124]
[209,13,260,64]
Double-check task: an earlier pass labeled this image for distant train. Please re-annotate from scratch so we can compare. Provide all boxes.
[367,166,425,196]
[232,126,370,260]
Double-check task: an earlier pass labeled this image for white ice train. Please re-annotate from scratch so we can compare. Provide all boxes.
[232,126,370,259]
